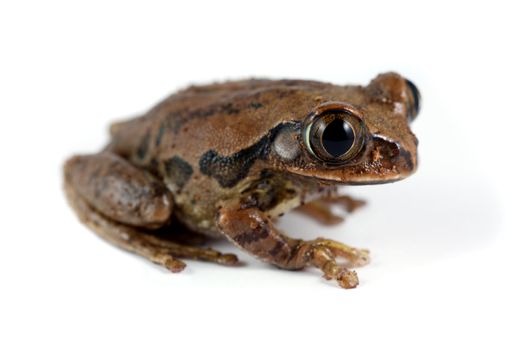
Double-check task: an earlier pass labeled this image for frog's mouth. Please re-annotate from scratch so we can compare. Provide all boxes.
[287,136,417,185]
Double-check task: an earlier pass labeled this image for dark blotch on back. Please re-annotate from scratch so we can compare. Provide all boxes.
[164,156,193,188]
[250,102,263,109]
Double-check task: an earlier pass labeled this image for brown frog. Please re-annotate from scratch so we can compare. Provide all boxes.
[64,72,420,289]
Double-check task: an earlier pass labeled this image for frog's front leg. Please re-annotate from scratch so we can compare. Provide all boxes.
[296,194,366,225]
[217,202,369,289]
[324,194,366,213]
[64,152,238,271]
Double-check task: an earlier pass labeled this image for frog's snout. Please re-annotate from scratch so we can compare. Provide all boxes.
[334,135,417,185]
[370,135,418,180]
[397,146,418,178]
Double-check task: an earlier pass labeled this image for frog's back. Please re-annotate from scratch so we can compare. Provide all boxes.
[108,79,362,164]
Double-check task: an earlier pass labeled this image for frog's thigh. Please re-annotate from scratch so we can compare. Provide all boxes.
[64,152,173,229]
[217,203,369,289]
[64,153,238,271]
[64,180,184,271]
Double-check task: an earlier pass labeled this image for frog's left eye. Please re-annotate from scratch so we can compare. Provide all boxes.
[303,102,366,164]
[405,79,421,121]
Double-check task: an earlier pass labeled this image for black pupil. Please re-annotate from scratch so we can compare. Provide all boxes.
[322,118,355,157]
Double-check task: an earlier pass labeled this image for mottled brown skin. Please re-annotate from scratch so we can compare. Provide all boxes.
[64,72,420,288]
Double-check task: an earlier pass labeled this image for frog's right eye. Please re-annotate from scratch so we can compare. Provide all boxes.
[303,102,366,165]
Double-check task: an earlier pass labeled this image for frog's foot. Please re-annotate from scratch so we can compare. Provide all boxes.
[296,195,366,225]
[291,238,370,288]
[140,232,239,268]
[301,238,370,268]
[64,177,238,272]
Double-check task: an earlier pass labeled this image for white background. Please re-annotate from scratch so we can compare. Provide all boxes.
[1,1,524,349]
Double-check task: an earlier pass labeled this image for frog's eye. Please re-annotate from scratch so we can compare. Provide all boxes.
[303,102,366,164]
[405,79,421,121]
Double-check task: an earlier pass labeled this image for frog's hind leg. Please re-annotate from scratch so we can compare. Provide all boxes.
[65,182,240,271]
[65,182,238,271]
[64,153,238,272]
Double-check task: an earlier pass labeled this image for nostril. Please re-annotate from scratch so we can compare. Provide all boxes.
[405,79,421,121]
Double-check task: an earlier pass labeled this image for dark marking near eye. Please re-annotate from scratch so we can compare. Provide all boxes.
[164,156,193,188]
[137,130,151,160]
[199,146,263,188]
[155,124,166,146]
[199,123,293,188]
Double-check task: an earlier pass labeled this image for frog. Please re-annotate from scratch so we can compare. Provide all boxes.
[63,72,420,289]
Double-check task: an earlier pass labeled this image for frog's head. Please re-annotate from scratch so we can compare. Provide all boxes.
[271,72,420,185]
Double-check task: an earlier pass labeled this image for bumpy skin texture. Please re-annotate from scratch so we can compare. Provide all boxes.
[64,72,419,288]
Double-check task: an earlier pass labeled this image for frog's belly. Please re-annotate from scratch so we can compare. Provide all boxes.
[172,198,222,238]
[171,183,336,239]
[266,196,302,219]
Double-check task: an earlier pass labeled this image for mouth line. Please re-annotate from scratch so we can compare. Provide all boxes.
[340,178,404,186]
[317,176,406,186]
[288,171,409,186]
